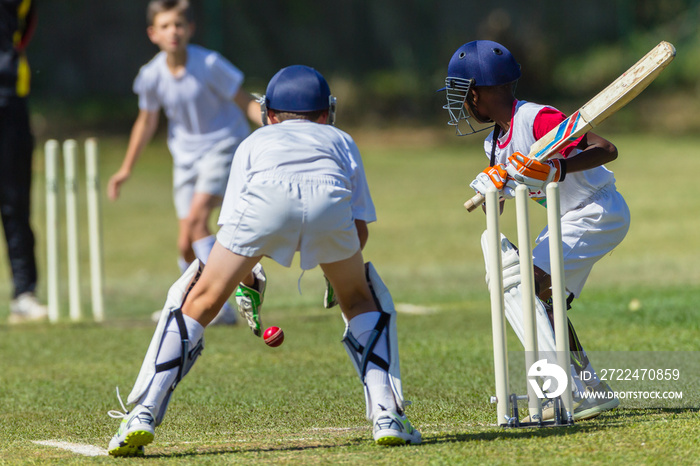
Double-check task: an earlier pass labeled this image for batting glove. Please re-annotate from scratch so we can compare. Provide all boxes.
[505,152,567,194]
[469,164,515,198]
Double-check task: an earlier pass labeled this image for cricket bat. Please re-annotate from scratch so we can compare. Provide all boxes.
[464,40,676,212]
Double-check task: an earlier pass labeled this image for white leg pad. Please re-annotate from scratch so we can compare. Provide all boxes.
[342,262,404,420]
[481,231,557,359]
[127,260,203,405]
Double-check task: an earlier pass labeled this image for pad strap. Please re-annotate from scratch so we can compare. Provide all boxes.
[154,308,205,390]
[127,260,203,407]
[342,312,391,375]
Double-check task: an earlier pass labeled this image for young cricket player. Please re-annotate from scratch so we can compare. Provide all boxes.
[107,65,421,456]
[107,0,264,325]
[441,40,629,421]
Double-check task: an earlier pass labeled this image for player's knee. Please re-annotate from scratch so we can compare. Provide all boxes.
[182,287,222,324]
[339,292,377,318]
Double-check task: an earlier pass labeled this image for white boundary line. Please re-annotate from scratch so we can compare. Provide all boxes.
[395,303,438,315]
[33,440,107,457]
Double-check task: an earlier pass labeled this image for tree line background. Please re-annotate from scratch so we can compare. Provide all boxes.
[26,0,700,138]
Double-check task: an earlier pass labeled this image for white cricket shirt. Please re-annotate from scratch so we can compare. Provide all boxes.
[219,119,376,226]
[134,44,250,166]
[484,100,616,213]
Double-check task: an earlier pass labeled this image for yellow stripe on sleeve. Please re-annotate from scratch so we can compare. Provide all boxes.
[16,54,31,97]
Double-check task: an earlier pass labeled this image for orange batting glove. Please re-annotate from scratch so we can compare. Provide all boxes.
[469,164,515,198]
[505,152,567,193]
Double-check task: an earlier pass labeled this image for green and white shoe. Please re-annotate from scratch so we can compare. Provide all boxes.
[235,263,266,336]
[108,394,156,457]
[372,408,422,446]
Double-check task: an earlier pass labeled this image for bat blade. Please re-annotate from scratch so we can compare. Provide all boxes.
[465,40,676,212]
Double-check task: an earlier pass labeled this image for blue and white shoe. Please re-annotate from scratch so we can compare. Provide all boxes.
[372,408,422,446]
[108,392,156,457]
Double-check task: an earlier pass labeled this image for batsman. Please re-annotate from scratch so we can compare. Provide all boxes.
[441,40,630,421]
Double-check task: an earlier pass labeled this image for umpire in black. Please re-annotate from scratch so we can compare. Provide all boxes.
[1,0,47,323]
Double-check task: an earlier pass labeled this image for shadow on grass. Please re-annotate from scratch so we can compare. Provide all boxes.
[141,424,606,458]
[424,423,607,445]
[144,437,367,458]
[127,408,700,458]
[426,407,699,445]
[596,407,699,423]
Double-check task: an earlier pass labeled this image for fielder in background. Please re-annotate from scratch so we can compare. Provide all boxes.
[1,0,48,323]
[107,0,264,325]
[441,40,630,421]
[107,65,421,456]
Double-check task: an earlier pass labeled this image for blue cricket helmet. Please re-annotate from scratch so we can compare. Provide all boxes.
[446,40,521,88]
[440,40,520,136]
[264,65,332,112]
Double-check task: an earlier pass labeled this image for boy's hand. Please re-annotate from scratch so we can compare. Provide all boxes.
[107,170,131,201]
[469,164,515,198]
[505,152,565,193]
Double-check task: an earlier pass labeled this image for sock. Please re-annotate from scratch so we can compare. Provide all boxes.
[178,257,191,274]
[191,235,216,265]
[348,311,397,417]
[141,314,204,412]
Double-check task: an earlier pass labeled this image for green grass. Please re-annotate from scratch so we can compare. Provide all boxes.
[0,129,698,463]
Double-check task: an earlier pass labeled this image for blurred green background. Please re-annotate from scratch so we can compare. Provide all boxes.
[27,0,700,137]
[1,3,699,460]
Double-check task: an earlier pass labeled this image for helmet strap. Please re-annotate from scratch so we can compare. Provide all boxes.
[489,125,501,167]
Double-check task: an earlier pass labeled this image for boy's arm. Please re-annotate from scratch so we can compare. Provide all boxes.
[107,109,160,200]
[233,89,263,127]
[505,132,617,192]
[564,131,617,173]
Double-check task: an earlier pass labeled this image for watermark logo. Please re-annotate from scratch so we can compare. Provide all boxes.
[528,359,568,399]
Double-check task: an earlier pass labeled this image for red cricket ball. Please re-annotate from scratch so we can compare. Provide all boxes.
[263,326,284,347]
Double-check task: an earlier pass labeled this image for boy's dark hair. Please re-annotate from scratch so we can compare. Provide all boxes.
[147,0,192,25]
[272,109,327,123]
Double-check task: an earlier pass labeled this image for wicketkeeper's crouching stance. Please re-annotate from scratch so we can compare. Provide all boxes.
[107,65,420,457]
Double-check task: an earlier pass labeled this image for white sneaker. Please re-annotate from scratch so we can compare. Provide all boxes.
[8,292,48,324]
[372,408,421,446]
[108,402,156,457]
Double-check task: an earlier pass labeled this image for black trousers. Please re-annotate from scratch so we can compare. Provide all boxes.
[0,96,37,298]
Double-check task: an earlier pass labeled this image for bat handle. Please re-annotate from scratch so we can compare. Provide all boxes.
[464,192,485,212]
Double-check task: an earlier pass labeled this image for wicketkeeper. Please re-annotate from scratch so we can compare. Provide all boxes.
[107,65,421,456]
[441,40,630,421]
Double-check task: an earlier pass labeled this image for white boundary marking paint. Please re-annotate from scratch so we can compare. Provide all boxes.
[33,440,108,457]
[395,303,437,315]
